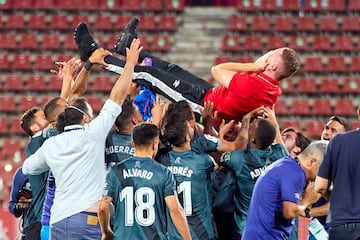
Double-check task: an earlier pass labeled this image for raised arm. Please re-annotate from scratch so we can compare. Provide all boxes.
[211,62,266,88]
[109,39,142,105]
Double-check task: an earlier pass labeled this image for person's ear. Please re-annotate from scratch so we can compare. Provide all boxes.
[29,124,40,135]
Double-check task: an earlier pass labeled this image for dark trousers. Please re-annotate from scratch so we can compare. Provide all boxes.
[329,223,360,240]
[22,222,41,240]
[104,54,213,115]
[214,212,241,240]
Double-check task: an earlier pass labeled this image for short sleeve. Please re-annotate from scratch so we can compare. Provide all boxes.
[221,150,245,171]
[318,138,334,181]
[104,169,116,198]
[280,169,305,204]
[191,134,220,154]
[163,168,176,198]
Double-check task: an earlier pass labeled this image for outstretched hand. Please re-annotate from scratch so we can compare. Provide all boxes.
[88,48,112,67]
[125,39,143,66]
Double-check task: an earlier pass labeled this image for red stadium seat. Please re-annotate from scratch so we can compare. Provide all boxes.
[258,0,277,11]
[297,16,316,32]
[34,0,55,10]
[49,15,70,30]
[0,34,17,50]
[63,34,78,50]
[121,0,141,11]
[289,35,308,51]
[334,99,354,116]
[113,15,132,31]
[351,121,359,130]
[326,56,346,73]
[304,0,321,11]
[281,120,302,131]
[290,98,310,115]
[236,56,254,63]
[214,56,233,65]
[56,0,78,9]
[92,76,112,92]
[319,78,340,94]
[138,15,156,31]
[342,78,360,94]
[12,54,32,71]
[81,0,99,10]
[274,16,294,32]
[280,78,294,94]
[12,0,32,9]
[2,139,23,160]
[9,118,25,135]
[87,96,103,113]
[18,96,38,112]
[349,57,360,72]
[304,57,323,73]
[138,35,149,51]
[106,35,119,50]
[312,98,332,115]
[312,35,331,51]
[158,15,178,31]
[48,76,63,92]
[281,0,298,11]
[319,16,338,32]
[151,35,170,51]
[34,54,54,71]
[93,16,113,30]
[243,35,262,51]
[4,15,25,29]
[297,77,317,94]
[274,99,288,115]
[19,34,38,50]
[221,35,240,52]
[143,0,163,11]
[27,75,48,91]
[40,34,61,50]
[236,0,255,12]
[305,120,325,139]
[0,54,10,70]
[0,117,8,135]
[0,96,16,112]
[250,16,270,32]
[55,54,73,62]
[341,16,360,32]
[228,15,247,32]
[348,0,360,11]
[334,35,353,52]
[27,15,47,30]
[266,35,285,50]
[99,0,121,10]
[70,15,90,29]
[165,0,185,11]
[324,0,345,11]
[3,74,24,91]
[0,0,12,10]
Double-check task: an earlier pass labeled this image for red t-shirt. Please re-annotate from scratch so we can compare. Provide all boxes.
[204,72,281,123]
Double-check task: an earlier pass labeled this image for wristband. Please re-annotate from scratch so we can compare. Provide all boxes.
[84,60,93,71]
[304,207,311,218]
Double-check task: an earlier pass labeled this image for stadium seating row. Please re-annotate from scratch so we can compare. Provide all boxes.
[275,98,356,116]
[221,34,360,53]
[228,15,360,33]
[0,0,185,11]
[236,0,360,12]
[0,14,178,32]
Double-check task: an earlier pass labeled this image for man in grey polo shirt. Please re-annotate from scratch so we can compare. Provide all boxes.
[22,23,142,239]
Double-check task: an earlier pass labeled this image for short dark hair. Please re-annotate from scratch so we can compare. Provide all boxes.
[295,132,311,153]
[329,115,348,131]
[20,107,42,136]
[132,123,159,147]
[63,98,89,126]
[281,127,297,135]
[255,119,276,150]
[56,111,66,133]
[163,100,194,124]
[162,118,188,147]
[44,97,66,126]
[115,96,135,131]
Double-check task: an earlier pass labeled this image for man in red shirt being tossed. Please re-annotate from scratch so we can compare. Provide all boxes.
[75,18,300,123]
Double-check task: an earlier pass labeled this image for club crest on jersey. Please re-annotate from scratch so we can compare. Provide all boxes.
[175,157,181,164]
[135,161,141,168]
[220,152,231,162]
